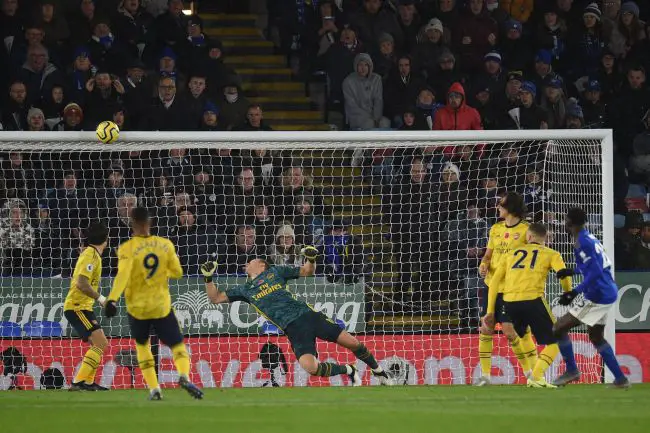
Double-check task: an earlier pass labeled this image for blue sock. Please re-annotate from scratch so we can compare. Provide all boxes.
[596,341,626,381]
[558,335,578,373]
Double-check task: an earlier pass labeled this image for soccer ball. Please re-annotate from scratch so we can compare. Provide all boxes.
[96,121,120,144]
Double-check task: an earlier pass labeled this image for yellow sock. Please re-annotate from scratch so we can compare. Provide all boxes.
[508,335,530,374]
[479,334,493,377]
[74,346,103,384]
[171,343,190,378]
[520,330,538,370]
[532,344,560,381]
[136,342,159,390]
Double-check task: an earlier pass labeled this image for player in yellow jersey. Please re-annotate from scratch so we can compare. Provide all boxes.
[63,222,110,391]
[476,192,535,386]
[104,207,203,400]
[483,223,573,388]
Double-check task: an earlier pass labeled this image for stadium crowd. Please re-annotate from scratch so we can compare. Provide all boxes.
[0,0,649,314]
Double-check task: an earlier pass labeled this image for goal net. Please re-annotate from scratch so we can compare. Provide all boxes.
[0,130,614,389]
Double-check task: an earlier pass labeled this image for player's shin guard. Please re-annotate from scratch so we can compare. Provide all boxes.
[508,335,530,374]
[478,334,493,377]
[352,344,379,370]
[558,334,578,373]
[595,341,626,381]
[171,343,191,378]
[520,330,538,371]
[74,346,103,384]
[532,344,559,381]
[314,362,348,377]
[136,343,160,390]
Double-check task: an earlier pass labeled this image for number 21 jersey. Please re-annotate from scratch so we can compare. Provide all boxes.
[109,235,184,320]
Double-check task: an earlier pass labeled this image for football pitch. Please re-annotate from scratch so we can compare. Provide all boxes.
[1,385,649,433]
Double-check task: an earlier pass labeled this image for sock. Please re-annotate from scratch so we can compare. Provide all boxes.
[532,344,559,381]
[478,333,493,377]
[352,344,379,370]
[136,343,160,390]
[558,334,578,373]
[74,346,103,384]
[595,341,626,381]
[520,330,538,372]
[314,362,349,377]
[508,335,530,374]
[171,343,190,379]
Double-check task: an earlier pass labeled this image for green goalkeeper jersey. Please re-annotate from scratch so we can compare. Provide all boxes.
[225,265,312,330]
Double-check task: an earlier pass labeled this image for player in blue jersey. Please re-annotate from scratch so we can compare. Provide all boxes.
[551,208,630,388]
[200,247,393,386]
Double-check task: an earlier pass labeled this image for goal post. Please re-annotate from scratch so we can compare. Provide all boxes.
[0,129,616,388]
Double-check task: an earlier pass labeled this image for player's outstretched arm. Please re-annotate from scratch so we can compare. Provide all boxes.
[201,261,229,304]
[76,275,106,306]
[300,246,318,277]
[105,248,132,317]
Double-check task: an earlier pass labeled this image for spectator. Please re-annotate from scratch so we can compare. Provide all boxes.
[500,0,534,24]
[0,202,34,276]
[633,221,650,269]
[87,18,130,75]
[383,55,426,121]
[350,0,404,53]
[105,192,137,271]
[566,3,606,81]
[218,82,250,131]
[174,207,225,274]
[112,104,128,130]
[629,109,650,181]
[436,0,461,36]
[523,165,551,221]
[225,224,261,274]
[240,149,282,189]
[596,48,622,103]
[159,148,194,185]
[2,80,29,130]
[471,79,500,129]
[1,152,39,205]
[412,18,446,81]
[180,15,210,70]
[493,70,523,120]
[16,43,63,105]
[143,172,174,209]
[413,87,441,129]
[530,50,559,103]
[500,19,530,72]
[274,167,323,221]
[152,47,186,93]
[9,24,51,70]
[1,0,21,43]
[476,51,506,95]
[343,53,391,130]
[372,32,399,79]
[609,65,650,157]
[435,161,466,225]
[191,168,220,225]
[200,101,223,131]
[69,0,97,46]
[322,219,364,284]
[252,199,275,248]
[324,26,365,104]
[41,85,66,128]
[37,1,69,49]
[267,224,302,266]
[235,104,273,131]
[183,73,209,128]
[429,49,468,103]
[307,0,341,59]
[26,107,47,131]
[224,167,262,227]
[535,3,568,66]
[453,0,498,73]
[540,76,568,129]
[154,0,188,49]
[122,58,152,124]
[82,69,125,128]
[292,195,327,248]
[397,0,421,53]
[556,0,583,28]
[565,98,585,128]
[433,82,482,131]
[201,38,238,100]
[113,0,155,64]
[138,76,194,131]
[32,202,55,273]
[451,144,485,190]
[608,1,647,64]
[66,46,95,103]
[95,169,135,219]
[580,79,606,127]
[509,81,548,130]
[53,103,84,131]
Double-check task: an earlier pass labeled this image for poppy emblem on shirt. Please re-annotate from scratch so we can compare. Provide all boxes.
[504,232,510,239]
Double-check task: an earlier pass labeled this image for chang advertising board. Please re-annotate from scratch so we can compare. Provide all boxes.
[0,276,365,336]
[614,272,650,330]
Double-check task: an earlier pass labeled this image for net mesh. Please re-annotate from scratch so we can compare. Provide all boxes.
[0,135,607,389]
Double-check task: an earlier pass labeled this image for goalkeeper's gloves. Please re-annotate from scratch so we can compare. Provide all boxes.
[301,246,319,263]
[558,290,578,306]
[104,300,118,318]
[201,261,218,283]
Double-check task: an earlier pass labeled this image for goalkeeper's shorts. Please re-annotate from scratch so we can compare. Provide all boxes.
[284,311,343,359]
[64,309,101,342]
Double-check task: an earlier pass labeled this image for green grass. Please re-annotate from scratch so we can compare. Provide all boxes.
[1,385,649,433]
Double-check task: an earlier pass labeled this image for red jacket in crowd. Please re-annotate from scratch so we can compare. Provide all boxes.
[433,82,483,131]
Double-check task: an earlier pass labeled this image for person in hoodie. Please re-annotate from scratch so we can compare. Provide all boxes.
[433,82,482,131]
[383,54,426,121]
[267,224,302,267]
[112,0,155,64]
[453,0,498,74]
[16,43,63,106]
[342,52,391,130]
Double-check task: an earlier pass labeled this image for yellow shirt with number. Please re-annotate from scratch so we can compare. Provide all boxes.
[64,247,102,311]
[491,243,572,303]
[485,220,529,293]
[108,235,183,320]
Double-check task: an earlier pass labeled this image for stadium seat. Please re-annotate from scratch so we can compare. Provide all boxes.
[0,321,22,337]
[615,214,627,228]
[260,321,283,335]
[627,183,647,198]
[22,321,63,337]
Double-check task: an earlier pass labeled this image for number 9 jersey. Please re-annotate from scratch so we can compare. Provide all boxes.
[108,235,184,320]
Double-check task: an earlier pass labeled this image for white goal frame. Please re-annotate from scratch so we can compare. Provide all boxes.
[0,129,616,383]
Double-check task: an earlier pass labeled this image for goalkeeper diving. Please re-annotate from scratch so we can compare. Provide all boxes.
[482,223,573,388]
[200,247,393,385]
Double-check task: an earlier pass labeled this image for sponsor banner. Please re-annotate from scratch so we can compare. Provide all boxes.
[614,272,650,330]
[8,333,650,390]
[0,276,365,336]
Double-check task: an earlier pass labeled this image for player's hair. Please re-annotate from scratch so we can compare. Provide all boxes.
[131,206,150,224]
[566,207,587,227]
[501,191,527,218]
[258,259,271,271]
[86,221,108,245]
[528,223,547,238]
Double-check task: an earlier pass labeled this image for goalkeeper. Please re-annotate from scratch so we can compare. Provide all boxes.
[201,247,392,385]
